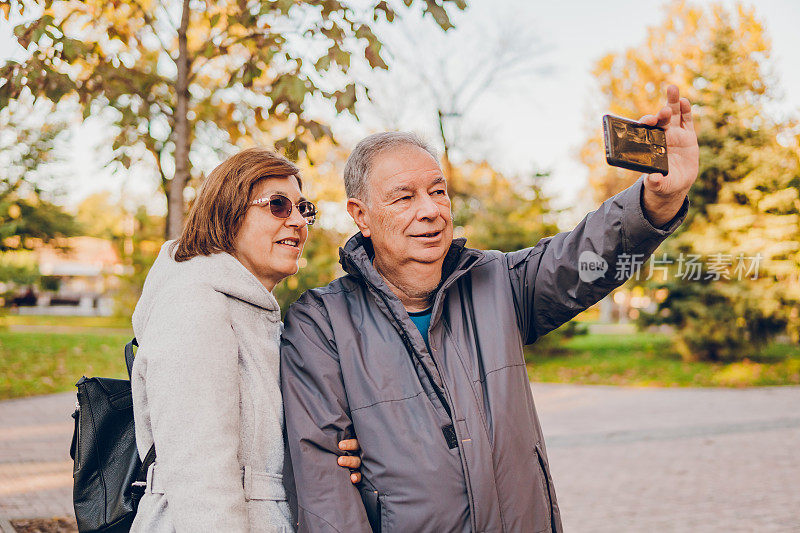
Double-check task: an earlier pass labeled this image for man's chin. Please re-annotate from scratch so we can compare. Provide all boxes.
[410,242,450,264]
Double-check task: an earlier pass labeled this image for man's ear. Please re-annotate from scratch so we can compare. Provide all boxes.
[346,198,372,238]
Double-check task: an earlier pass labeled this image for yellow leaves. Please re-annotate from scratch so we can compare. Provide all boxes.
[592,53,617,78]
[583,0,784,207]
[76,0,147,30]
[735,3,769,52]
[188,3,240,56]
[758,188,799,213]
[45,0,159,62]
[683,3,702,31]
[294,137,350,204]
[423,2,454,31]
[712,359,763,387]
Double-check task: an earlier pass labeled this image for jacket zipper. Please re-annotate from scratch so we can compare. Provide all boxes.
[428,272,483,533]
[358,258,482,533]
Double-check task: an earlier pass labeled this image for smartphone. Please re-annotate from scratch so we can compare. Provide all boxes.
[603,114,668,175]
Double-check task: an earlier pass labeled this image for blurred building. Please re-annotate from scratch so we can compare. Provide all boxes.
[11,237,129,316]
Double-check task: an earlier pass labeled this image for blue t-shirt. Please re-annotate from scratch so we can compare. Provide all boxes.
[408,308,433,351]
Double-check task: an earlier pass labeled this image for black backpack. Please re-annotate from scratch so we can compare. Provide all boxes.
[70,338,156,532]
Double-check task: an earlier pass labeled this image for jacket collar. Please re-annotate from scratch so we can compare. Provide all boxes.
[338,232,482,299]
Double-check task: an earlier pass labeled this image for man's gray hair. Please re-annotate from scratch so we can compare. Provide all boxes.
[343,131,439,200]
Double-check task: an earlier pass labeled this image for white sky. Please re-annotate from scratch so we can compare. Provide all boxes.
[1,0,798,222]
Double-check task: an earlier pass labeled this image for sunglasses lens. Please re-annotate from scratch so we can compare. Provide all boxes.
[269,195,293,218]
[298,201,317,225]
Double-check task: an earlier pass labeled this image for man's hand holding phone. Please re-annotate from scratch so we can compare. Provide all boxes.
[637,84,699,227]
[604,85,698,226]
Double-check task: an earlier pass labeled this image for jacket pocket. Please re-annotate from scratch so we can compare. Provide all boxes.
[358,485,381,532]
[533,443,554,533]
[243,469,287,501]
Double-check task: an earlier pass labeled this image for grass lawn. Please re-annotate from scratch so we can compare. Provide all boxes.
[0,331,131,399]
[1,314,131,329]
[2,324,799,400]
[527,332,800,387]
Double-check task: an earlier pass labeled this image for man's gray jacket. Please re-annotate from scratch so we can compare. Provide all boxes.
[280,178,687,533]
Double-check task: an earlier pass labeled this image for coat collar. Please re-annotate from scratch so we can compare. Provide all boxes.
[206,252,281,313]
[338,232,482,299]
[166,241,280,313]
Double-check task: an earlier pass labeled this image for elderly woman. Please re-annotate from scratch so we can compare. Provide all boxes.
[130,148,359,532]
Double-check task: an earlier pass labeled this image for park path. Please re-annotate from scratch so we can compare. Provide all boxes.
[1,384,799,531]
[0,392,75,521]
[535,383,800,532]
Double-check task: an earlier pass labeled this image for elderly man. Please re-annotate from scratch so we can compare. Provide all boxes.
[281,85,698,532]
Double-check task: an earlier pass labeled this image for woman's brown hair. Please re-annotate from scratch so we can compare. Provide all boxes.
[173,148,301,262]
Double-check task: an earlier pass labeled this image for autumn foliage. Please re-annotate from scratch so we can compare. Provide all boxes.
[582,1,800,360]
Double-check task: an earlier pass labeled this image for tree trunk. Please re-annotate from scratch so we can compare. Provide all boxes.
[437,109,457,194]
[167,0,192,240]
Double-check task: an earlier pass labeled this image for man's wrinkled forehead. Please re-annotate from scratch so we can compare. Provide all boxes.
[368,145,444,197]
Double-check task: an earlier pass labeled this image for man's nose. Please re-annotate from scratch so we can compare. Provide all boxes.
[415,193,440,220]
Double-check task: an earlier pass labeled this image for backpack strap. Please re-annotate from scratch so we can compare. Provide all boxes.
[130,444,156,504]
[124,337,156,506]
[125,338,138,379]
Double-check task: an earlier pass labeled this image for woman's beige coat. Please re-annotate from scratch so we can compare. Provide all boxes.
[130,241,293,532]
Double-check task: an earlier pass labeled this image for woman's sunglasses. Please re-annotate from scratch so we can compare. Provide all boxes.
[251,194,317,225]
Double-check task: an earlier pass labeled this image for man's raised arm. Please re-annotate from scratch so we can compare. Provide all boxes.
[508,85,698,345]
[280,292,372,533]
[508,177,687,345]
